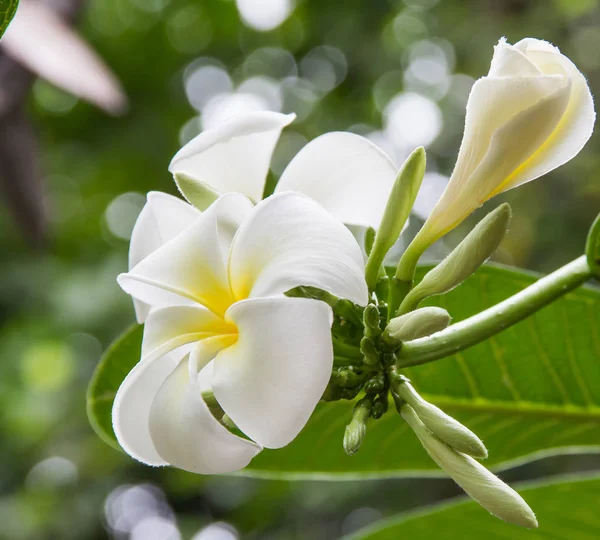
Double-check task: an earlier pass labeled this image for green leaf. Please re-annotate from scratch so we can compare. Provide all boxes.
[86,324,143,450]
[344,473,600,539]
[243,263,600,479]
[0,0,18,39]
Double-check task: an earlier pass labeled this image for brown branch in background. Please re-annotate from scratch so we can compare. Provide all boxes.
[0,0,127,245]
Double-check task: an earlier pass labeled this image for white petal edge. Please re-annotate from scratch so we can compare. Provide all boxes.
[112,350,182,466]
[129,192,200,322]
[149,340,261,474]
[499,38,596,191]
[169,111,295,203]
[275,132,398,228]
[228,191,368,306]
[119,193,253,317]
[213,296,334,449]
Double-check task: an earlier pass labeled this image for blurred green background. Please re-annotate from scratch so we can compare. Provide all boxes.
[1,0,600,538]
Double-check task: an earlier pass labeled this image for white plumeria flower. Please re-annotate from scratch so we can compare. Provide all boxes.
[169,111,398,229]
[114,192,368,474]
[408,37,595,255]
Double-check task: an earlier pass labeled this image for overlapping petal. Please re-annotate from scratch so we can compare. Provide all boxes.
[500,38,596,192]
[112,350,181,466]
[149,341,261,474]
[228,192,368,306]
[275,132,398,229]
[119,194,253,316]
[129,192,200,322]
[141,305,236,361]
[212,297,333,448]
[169,111,295,204]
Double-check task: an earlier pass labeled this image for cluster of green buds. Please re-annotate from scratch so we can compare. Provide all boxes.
[294,146,540,528]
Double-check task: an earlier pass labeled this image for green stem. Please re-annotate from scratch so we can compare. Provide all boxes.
[395,255,592,369]
[389,242,422,317]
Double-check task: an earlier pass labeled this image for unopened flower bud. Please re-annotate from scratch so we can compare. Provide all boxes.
[332,367,365,388]
[401,404,537,529]
[384,307,451,344]
[365,147,426,289]
[360,336,380,366]
[343,398,372,455]
[395,381,487,459]
[363,304,381,331]
[364,226,376,256]
[364,374,386,395]
[371,396,389,419]
[398,203,511,314]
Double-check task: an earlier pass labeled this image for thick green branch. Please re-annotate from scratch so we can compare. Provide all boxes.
[395,255,592,368]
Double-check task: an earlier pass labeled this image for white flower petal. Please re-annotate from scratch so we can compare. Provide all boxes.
[275,132,398,228]
[169,111,295,203]
[149,341,261,474]
[129,192,200,322]
[213,297,333,449]
[501,38,596,191]
[228,192,368,305]
[141,305,236,360]
[488,39,541,77]
[119,194,253,316]
[112,350,182,466]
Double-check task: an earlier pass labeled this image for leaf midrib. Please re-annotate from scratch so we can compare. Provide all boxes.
[425,394,600,421]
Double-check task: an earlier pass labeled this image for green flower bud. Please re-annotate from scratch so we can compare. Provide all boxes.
[364,374,386,395]
[174,172,220,210]
[332,367,365,388]
[360,336,380,366]
[395,381,487,459]
[398,203,511,315]
[364,226,376,256]
[384,307,451,344]
[221,413,236,430]
[371,396,389,419]
[343,398,372,455]
[363,303,381,331]
[365,147,426,289]
[401,404,537,529]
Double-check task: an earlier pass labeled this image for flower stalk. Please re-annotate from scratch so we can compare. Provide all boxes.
[395,255,592,369]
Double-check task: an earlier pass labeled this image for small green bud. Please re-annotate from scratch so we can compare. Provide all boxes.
[363,304,381,332]
[174,172,220,211]
[365,147,426,289]
[364,227,376,256]
[364,374,386,394]
[394,381,487,459]
[360,336,380,366]
[332,367,365,388]
[383,307,451,344]
[371,396,389,419]
[343,398,372,455]
[400,404,537,529]
[398,203,511,315]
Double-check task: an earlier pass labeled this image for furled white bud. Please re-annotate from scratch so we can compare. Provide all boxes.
[395,381,487,459]
[401,404,538,529]
[399,38,595,265]
[384,307,451,344]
